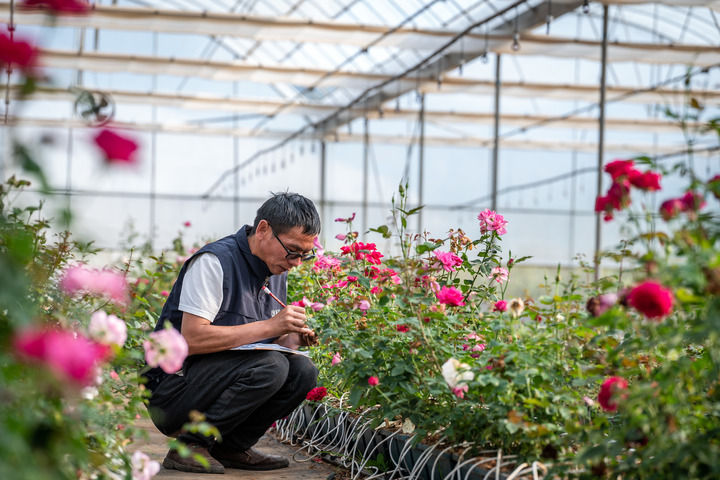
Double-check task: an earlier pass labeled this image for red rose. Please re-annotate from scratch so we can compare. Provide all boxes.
[598,376,628,412]
[709,175,720,200]
[627,281,674,319]
[368,376,379,386]
[604,160,635,180]
[21,0,91,14]
[396,324,410,333]
[679,191,706,212]
[0,32,38,72]
[305,386,328,402]
[659,198,683,221]
[628,170,661,191]
[606,180,631,210]
[93,129,139,165]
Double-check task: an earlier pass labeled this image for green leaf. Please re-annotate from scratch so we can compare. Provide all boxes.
[349,386,363,407]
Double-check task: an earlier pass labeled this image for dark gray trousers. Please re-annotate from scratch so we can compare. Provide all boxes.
[147,350,317,451]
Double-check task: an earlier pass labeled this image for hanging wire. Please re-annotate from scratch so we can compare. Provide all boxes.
[512,7,521,51]
[546,0,553,34]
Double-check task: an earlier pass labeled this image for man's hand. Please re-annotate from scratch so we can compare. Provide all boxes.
[300,330,318,346]
[268,305,314,337]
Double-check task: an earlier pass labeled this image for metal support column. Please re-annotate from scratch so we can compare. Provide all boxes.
[362,117,369,240]
[233,82,239,229]
[320,140,327,236]
[0,125,7,181]
[594,5,609,281]
[149,31,158,249]
[491,54,502,211]
[417,93,425,234]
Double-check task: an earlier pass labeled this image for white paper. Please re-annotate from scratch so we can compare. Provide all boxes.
[230,343,309,357]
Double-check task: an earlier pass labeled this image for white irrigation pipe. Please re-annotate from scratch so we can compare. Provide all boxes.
[274,402,546,480]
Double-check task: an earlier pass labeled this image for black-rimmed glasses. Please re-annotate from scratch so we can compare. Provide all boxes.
[272,230,316,262]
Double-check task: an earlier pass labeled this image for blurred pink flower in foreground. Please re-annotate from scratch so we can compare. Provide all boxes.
[131,451,161,480]
[143,328,188,374]
[60,265,129,306]
[93,129,139,165]
[0,32,38,72]
[477,209,508,235]
[14,327,110,386]
[88,310,127,347]
[21,0,91,14]
[313,236,324,255]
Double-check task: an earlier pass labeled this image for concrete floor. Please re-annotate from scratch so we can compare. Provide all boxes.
[133,419,339,479]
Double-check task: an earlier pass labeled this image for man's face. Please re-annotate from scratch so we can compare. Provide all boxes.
[255,221,316,275]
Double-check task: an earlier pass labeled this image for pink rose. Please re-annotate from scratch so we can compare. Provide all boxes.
[477,209,508,235]
[493,300,507,312]
[586,293,618,317]
[335,234,347,241]
[331,352,342,366]
[356,299,371,312]
[131,451,161,480]
[60,265,129,306]
[491,266,508,284]
[143,328,188,374]
[368,376,379,386]
[313,253,341,272]
[452,385,468,399]
[183,221,191,227]
[14,328,110,386]
[627,281,673,319]
[88,310,127,347]
[436,286,465,306]
[433,251,463,272]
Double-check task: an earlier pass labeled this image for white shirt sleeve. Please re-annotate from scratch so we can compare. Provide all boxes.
[178,253,223,322]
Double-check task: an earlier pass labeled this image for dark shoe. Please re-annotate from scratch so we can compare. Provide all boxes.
[211,447,290,471]
[162,444,225,474]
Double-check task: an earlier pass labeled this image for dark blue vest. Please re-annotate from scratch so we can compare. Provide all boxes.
[145,226,287,385]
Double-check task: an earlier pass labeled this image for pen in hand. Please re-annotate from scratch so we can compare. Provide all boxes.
[262,285,318,346]
[261,285,286,308]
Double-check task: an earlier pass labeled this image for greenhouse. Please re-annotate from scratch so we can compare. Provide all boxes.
[1,0,719,478]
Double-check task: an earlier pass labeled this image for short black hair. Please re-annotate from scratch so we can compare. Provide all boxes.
[251,192,321,236]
